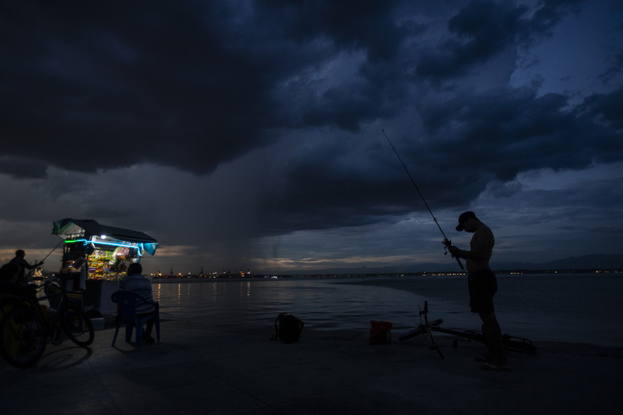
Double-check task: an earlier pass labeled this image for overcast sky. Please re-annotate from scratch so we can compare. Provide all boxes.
[1,0,622,274]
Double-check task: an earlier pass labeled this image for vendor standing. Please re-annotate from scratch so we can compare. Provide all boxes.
[9,250,43,285]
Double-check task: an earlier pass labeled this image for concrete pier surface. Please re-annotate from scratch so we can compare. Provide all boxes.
[1,320,621,415]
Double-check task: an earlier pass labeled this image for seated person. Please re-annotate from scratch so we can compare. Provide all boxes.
[118,263,157,343]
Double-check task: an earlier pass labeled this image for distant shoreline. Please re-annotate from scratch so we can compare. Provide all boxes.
[149,268,622,282]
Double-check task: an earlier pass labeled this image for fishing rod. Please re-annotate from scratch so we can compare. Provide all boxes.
[26,239,64,278]
[40,239,64,263]
[382,129,463,270]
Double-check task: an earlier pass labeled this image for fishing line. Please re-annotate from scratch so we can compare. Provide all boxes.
[382,129,464,269]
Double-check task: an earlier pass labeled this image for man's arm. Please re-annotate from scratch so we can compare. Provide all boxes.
[448,227,494,261]
[447,245,468,259]
[19,258,43,269]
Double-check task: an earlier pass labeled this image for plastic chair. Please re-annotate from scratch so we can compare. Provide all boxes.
[111,291,160,348]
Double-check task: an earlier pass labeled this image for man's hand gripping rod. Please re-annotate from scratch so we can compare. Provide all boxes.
[382,130,464,270]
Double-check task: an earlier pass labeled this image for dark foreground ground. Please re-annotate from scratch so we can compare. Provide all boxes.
[1,319,621,415]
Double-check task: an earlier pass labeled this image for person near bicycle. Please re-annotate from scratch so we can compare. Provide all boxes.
[9,250,44,285]
[0,263,60,336]
[118,262,156,344]
[0,263,21,295]
[1,263,23,322]
[445,211,510,371]
[0,262,37,300]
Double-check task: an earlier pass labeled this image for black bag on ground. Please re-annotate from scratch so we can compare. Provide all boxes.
[270,313,304,343]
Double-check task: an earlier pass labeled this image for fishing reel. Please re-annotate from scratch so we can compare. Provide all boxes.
[442,238,452,255]
[442,239,464,269]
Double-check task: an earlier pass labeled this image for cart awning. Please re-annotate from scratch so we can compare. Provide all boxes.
[52,218,158,255]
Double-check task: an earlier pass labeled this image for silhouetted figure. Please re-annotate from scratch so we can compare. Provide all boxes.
[0,263,36,299]
[0,263,21,296]
[118,263,156,343]
[446,212,510,371]
[9,249,43,285]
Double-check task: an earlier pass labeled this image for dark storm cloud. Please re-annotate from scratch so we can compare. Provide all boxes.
[264,85,622,233]
[599,51,623,85]
[415,0,528,83]
[418,85,623,181]
[580,86,623,131]
[256,0,421,131]
[257,0,407,61]
[260,139,409,234]
[2,0,621,245]
[415,0,586,84]
[1,1,282,176]
[0,156,48,179]
[1,0,416,177]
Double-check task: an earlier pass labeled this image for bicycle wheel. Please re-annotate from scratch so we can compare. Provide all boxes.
[60,304,94,347]
[0,308,47,368]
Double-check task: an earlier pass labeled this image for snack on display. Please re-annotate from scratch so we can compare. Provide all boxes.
[63,242,141,281]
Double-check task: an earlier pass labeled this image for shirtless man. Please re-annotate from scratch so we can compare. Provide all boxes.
[445,211,510,371]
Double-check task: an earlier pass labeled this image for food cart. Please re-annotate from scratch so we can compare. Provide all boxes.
[52,218,158,315]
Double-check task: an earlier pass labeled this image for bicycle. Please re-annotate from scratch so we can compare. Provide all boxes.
[399,301,536,358]
[0,279,94,368]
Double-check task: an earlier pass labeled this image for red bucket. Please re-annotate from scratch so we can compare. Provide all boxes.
[369,320,393,345]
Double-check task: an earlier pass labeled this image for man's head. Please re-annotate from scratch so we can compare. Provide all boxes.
[456,211,479,232]
[15,249,25,258]
[127,262,142,276]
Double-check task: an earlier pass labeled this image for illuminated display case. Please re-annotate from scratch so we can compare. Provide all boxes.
[52,218,158,314]
[61,238,143,282]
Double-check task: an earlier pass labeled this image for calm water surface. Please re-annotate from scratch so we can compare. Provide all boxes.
[152,273,622,347]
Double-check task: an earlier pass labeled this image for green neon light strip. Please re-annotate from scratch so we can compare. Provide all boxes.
[64,238,143,255]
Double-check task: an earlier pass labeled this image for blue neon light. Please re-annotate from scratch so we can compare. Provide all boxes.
[89,240,141,250]
[66,238,140,251]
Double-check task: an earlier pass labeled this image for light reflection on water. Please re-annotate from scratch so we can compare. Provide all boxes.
[154,279,417,332]
[152,273,623,347]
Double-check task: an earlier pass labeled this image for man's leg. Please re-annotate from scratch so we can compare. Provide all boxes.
[136,312,156,343]
[479,312,508,368]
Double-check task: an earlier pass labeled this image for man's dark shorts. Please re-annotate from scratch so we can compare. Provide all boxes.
[468,269,498,314]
